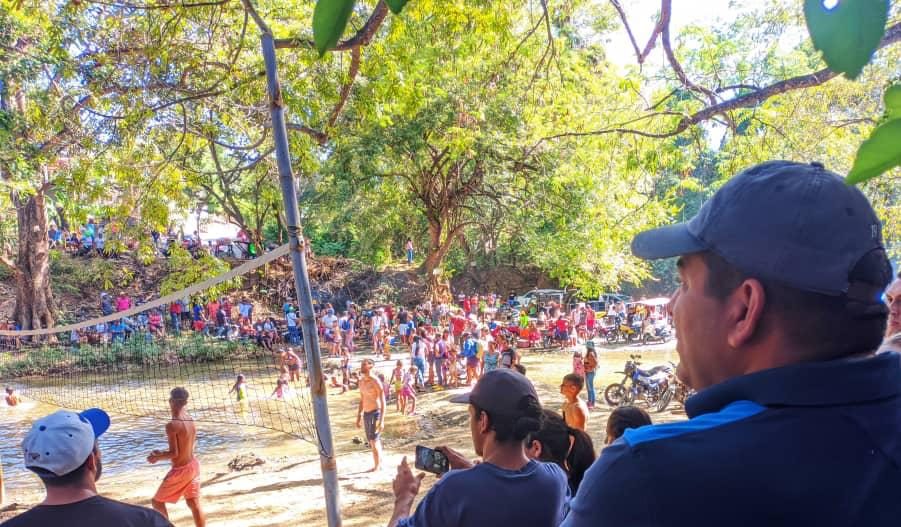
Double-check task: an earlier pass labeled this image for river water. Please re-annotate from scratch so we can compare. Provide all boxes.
[1,364,316,493]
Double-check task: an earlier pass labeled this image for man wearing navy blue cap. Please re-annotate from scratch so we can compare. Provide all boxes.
[563,161,900,526]
[389,369,569,527]
[2,408,171,527]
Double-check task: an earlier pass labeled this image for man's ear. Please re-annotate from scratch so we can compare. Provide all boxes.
[477,410,491,435]
[526,439,542,459]
[726,278,766,348]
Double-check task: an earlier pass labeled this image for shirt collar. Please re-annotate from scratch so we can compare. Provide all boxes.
[685,352,901,418]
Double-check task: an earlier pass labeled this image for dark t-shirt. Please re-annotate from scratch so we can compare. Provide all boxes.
[1,496,172,527]
[397,460,568,527]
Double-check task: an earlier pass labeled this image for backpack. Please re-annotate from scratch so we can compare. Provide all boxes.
[463,339,477,357]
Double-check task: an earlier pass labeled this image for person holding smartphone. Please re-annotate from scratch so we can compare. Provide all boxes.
[388,369,568,527]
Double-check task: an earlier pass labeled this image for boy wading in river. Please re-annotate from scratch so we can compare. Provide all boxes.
[148,387,206,527]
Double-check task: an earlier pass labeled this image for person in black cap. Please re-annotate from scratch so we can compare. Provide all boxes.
[388,369,569,527]
[563,161,900,526]
[2,408,171,527]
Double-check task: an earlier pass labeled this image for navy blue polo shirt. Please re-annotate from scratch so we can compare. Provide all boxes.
[563,352,901,526]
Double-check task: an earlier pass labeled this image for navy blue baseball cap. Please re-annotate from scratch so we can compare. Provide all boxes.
[450,369,539,415]
[631,161,885,296]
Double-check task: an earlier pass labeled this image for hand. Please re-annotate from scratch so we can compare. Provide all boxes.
[378,420,384,433]
[147,451,160,464]
[356,415,362,428]
[392,456,425,503]
[435,446,473,470]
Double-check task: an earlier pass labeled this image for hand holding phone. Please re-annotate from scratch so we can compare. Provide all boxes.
[415,445,450,475]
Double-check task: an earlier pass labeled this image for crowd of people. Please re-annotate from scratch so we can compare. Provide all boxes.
[385,161,901,527]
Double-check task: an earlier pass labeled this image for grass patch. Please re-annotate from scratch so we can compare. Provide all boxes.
[0,336,273,378]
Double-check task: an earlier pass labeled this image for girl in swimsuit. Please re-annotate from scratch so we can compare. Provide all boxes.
[401,366,417,416]
[390,360,405,412]
[229,374,249,402]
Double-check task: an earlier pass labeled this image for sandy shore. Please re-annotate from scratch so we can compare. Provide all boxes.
[1,343,682,526]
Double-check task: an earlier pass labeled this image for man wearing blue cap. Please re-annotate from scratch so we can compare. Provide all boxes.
[563,161,900,526]
[2,408,171,526]
[388,369,569,527]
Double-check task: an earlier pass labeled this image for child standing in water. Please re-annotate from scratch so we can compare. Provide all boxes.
[271,378,292,400]
[5,386,21,406]
[229,374,249,403]
[389,360,405,412]
[401,366,417,415]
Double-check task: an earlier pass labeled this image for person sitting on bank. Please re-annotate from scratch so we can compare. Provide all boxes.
[388,369,569,527]
[1,408,172,527]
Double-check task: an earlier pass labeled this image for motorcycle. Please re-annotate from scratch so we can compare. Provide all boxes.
[604,316,640,344]
[642,318,673,345]
[603,354,676,412]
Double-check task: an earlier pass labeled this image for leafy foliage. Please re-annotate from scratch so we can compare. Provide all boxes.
[160,246,240,302]
[804,0,890,79]
[313,0,357,56]
[848,84,901,184]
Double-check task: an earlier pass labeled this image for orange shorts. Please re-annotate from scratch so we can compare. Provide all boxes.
[154,458,201,503]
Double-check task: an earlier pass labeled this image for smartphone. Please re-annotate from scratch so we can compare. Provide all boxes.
[415,445,450,475]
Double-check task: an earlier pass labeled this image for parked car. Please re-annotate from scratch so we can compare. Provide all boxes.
[515,289,570,309]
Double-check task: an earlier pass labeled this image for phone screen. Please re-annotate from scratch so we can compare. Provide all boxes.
[415,445,449,474]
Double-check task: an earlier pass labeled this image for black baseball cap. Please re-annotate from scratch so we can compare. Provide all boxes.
[631,161,886,296]
[450,369,538,415]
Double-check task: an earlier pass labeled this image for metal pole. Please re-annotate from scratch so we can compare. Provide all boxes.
[261,33,342,527]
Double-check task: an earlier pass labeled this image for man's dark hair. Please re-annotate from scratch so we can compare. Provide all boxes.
[606,406,652,442]
[472,395,543,443]
[563,373,584,391]
[171,386,189,404]
[34,444,98,487]
[701,249,891,360]
[38,457,89,487]
[528,409,595,494]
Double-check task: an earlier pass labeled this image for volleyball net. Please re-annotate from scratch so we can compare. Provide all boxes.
[0,244,321,446]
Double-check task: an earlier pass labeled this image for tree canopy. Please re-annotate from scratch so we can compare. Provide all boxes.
[1,0,899,327]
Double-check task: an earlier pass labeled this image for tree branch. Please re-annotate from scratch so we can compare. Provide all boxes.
[538,21,901,143]
[284,123,328,145]
[327,45,362,129]
[610,0,664,65]
[658,0,718,107]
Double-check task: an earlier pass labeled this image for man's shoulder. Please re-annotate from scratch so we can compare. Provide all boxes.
[439,460,566,488]
[1,496,171,527]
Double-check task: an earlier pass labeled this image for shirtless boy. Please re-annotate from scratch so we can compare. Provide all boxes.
[148,387,205,527]
[356,359,385,472]
[560,373,589,431]
[5,386,21,406]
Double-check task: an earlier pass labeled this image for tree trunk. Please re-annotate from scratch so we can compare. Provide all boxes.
[420,219,454,303]
[12,189,55,331]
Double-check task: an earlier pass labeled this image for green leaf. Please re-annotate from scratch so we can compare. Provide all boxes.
[385,0,409,14]
[313,0,357,57]
[803,0,889,79]
[884,84,901,120]
[846,118,901,184]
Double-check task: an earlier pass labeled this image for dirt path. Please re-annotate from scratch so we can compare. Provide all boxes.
[1,342,683,526]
